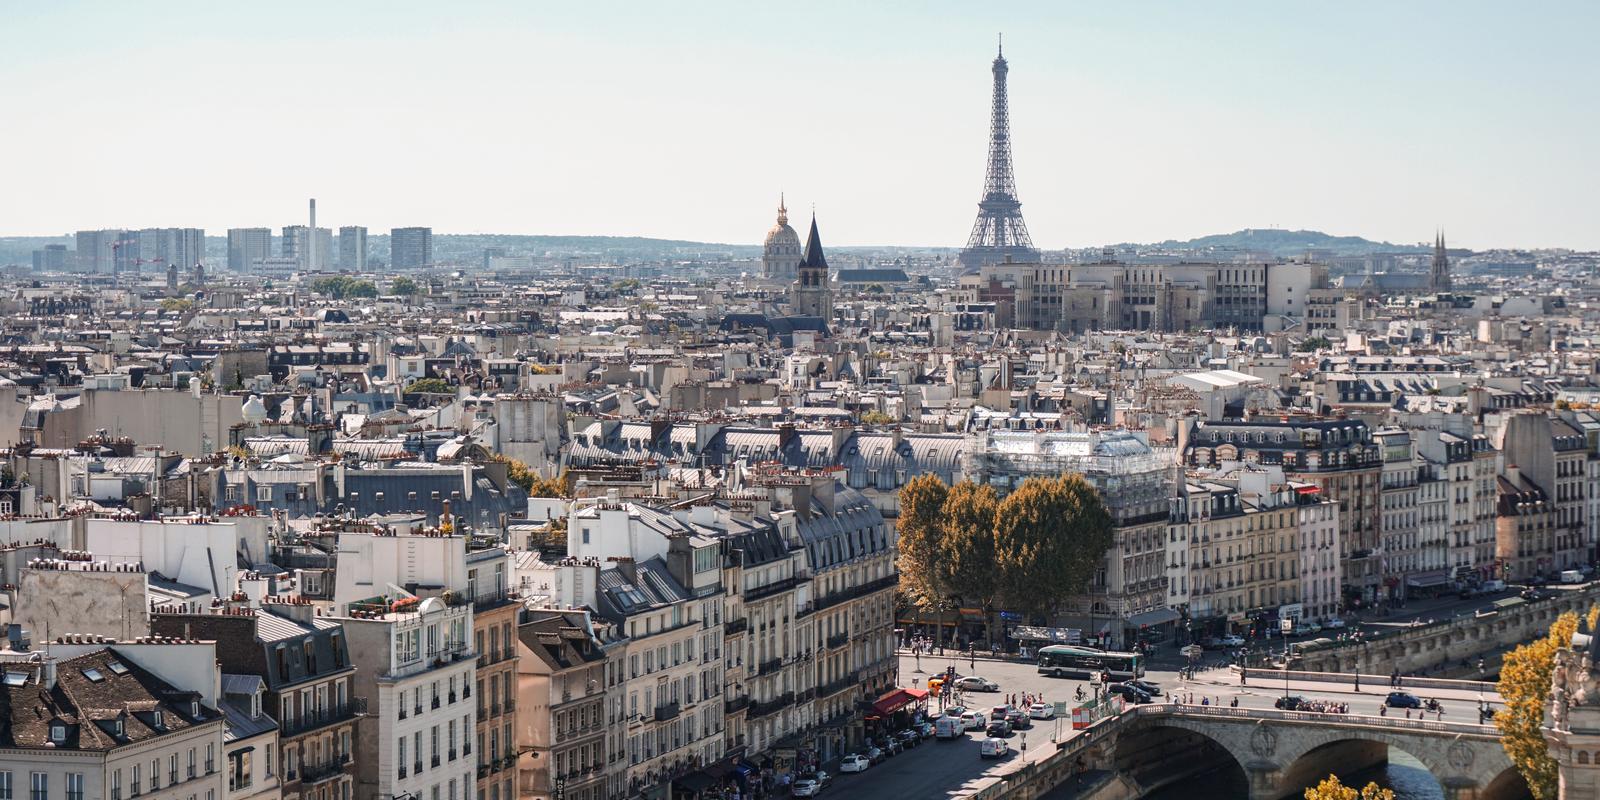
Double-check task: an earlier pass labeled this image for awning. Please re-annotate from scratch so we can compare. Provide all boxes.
[904,688,929,700]
[1125,607,1181,628]
[1010,625,1081,644]
[673,771,717,793]
[733,762,756,778]
[872,688,920,716]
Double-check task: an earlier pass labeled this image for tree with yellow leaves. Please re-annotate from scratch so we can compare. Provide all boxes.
[1303,774,1393,800]
[1496,610,1579,800]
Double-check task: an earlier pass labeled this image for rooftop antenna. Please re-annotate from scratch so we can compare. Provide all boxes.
[998,32,1003,58]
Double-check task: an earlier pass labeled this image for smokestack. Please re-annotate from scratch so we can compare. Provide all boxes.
[308,198,318,270]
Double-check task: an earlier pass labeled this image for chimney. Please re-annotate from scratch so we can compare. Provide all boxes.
[1505,464,1521,490]
[42,658,56,690]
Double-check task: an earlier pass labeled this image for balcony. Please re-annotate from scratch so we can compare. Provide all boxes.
[815,575,898,612]
[818,672,858,698]
[725,695,750,714]
[724,617,749,636]
[743,575,802,602]
[299,758,347,786]
[473,587,518,613]
[757,657,783,676]
[748,692,795,720]
[825,632,848,650]
[281,700,364,738]
[654,701,681,722]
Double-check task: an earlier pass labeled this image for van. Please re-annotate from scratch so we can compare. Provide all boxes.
[935,715,964,740]
[979,737,1011,759]
[1562,570,1585,585]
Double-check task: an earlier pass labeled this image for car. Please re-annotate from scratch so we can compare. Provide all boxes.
[986,719,1012,737]
[1220,635,1246,647]
[959,711,988,730]
[1325,618,1347,629]
[979,737,1012,759]
[1275,695,1308,710]
[864,745,885,764]
[1522,588,1551,601]
[944,705,967,718]
[804,770,831,788]
[1200,636,1224,650]
[1126,679,1163,697]
[1028,702,1056,720]
[896,729,920,748]
[955,676,1000,692]
[990,704,1016,721]
[913,720,935,738]
[880,737,902,756]
[840,755,870,773]
[792,779,822,797]
[1106,684,1153,704]
[1300,622,1323,635]
[1386,692,1424,709]
[1006,709,1030,729]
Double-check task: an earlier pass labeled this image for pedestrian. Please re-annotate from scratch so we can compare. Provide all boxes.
[1240,670,1247,686]
[1354,674,1360,692]
[1380,705,1387,717]
[1405,708,1411,719]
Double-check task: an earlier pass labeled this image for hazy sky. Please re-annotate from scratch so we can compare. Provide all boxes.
[4,1,1597,250]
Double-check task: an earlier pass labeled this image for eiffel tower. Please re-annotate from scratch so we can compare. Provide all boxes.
[959,37,1040,270]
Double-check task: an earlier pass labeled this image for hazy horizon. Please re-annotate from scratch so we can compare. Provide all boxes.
[4,1,1597,251]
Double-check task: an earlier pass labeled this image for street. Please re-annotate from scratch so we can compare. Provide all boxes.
[825,652,1503,798]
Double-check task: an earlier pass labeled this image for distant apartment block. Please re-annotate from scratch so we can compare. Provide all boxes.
[228,228,273,272]
[391,227,433,269]
[339,225,368,270]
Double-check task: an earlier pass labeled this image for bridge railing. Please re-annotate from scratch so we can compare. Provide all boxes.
[1239,666,1498,696]
[1144,702,1498,736]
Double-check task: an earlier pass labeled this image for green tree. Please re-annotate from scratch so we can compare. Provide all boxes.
[405,377,452,394]
[860,410,895,426]
[159,298,193,313]
[391,276,419,295]
[994,474,1115,623]
[310,275,378,299]
[1303,774,1394,800]
[941,480,1001,647]
[1497,610,1579,799]
[492,455,567,497]
[1298,336,1332,352]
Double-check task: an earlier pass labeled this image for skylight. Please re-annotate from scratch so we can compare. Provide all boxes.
[106,660,129,675]
[81,667,105,682]
[2,672,26,686]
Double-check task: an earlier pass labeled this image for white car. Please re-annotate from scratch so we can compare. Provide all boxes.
[959,711,989,730]
[792,779,822,797]
[1028,702,1055,720]
[955,676,1000,692]
[1220,635,1245,647]
[980,737,1011,759]
[1325,618,1347,629]
[839,754,870,773]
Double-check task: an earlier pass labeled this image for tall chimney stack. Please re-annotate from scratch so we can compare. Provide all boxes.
[308,198,318,270]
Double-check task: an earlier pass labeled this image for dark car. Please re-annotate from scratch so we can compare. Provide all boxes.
[881,737,902,756]
[1106,683,1153,704]
[896,729,921,748]
[1275,695,1308,710]
[1126,679,1163,697]
[1386,692,1424,709]
[986,719,1012,737]
[1522,588,1550,601]
[1005,709,1030,729]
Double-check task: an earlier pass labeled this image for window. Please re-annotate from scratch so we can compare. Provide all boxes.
[28,773,44,800]
[0,773,10,800]
[131,764,141,796]
[65,774,82,800]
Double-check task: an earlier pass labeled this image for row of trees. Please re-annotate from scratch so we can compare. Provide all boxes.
[897,473,1114,646]
[310,275,379,299]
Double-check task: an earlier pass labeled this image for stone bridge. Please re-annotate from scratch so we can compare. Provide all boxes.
[965,705,1528,800]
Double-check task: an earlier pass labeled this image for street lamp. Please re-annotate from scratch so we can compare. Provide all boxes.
[1279,617,1294,700]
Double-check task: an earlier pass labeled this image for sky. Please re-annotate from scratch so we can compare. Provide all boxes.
[2,1,1597,250]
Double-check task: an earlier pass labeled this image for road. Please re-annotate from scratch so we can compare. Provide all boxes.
[828,652,1502,799]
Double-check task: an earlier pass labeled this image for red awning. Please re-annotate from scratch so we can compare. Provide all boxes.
[872,688,922,716]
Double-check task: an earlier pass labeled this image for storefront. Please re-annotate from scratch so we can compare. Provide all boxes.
[1122,607,1180,648]
[865,687,929,740]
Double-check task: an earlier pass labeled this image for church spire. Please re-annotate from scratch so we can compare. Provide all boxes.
[800,213,827,269]
[777,193,788,227]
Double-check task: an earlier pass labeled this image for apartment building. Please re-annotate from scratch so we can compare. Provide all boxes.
[970,429,1173,648]
[0,642,227,800]
[467,547,520,800]
[514,609,610,800]
[1416,427,1500,585]
[152,601,358,800]
[1184,418,1382,609]
[1499,411,1591,576]
[338,593,476,800]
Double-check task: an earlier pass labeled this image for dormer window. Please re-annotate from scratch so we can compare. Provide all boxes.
[113,718,124,736]
[190,699,200,718]
[152,710,164,729]
[50,723,66,744]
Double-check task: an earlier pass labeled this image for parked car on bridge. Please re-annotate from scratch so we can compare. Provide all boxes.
[1275,695,1308,710]
[1107,683,1153,704]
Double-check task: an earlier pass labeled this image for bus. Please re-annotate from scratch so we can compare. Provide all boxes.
[1036,645,1145,680]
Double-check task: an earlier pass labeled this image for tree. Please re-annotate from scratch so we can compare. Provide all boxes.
[491,454,566,497]
[405,378,452,394]
[310,275,379,299]
[391,276,419,295]
[1497,610,1579,800]
[159,298,193,313]
[1298,336,1332,352]
[941,480,1001,647]
[896,474,950,610]
[1303,774,1394,800]
[860,410,895,426]
[993,474,1115,623]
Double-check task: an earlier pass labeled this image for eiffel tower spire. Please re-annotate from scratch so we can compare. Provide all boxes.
[959,36,1039,270]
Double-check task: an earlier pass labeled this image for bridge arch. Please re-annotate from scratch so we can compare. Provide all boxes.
[1277,736,1446,799]
[1110,718,1251,796]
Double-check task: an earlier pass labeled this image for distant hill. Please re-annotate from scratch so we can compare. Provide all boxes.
[1136,229,1427,257]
